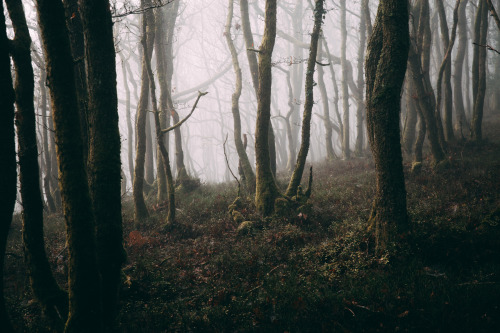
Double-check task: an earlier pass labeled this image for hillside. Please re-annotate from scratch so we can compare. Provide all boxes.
[4,119,500,332]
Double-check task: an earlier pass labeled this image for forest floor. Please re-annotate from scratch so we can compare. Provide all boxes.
[4,117,500,332]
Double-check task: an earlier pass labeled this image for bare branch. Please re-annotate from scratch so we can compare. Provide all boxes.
[161,91,208,133]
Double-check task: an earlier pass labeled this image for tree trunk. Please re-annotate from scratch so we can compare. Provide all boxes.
[355,0,368,156]
[454,0,469,137]
[7,0,68,329]
[133,0,155,222]
[154,8,168,203]
[472,0,488,141]
[365,0,409,251]
[143,17,176,225]
[255,0,280,216]
[120,54,135,183]
[286,0,324,198]
[35,0,103,329]
[341,0,350,159]
[63,0,89,167]
[0,4,17,330]
[78,0,126,330]
[317,36,335,160]
[226,0,256,192]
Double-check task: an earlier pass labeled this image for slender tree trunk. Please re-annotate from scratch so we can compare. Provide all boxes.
[341,0,350,159]
[472,0,488,141]
[286,0,324,198]
[120,54,135,183]
[255,0,280,216]
[143,18,176,225]
[133,0,155,222]
[365,0,409,251]
[79,0,126,330]
[145,112,155,185]
[0,4,17,330]
[241,0,277,177]
[155,8,168,203]
[7,0,68,329]
[435,0,458,142]
[317,36,335,160]
[226,0,256,192]
[355,0,368,156]
[35,0,103,329]
[37,56,56,213]
[454,0,469,137]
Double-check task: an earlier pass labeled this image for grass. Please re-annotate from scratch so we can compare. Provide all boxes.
[4,119,500,332]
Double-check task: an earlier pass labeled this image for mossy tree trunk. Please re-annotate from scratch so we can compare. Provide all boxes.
[0,5,17,330]
[255,0,280,216]
[472,0,488,141]
[226,0,256,193]
[7,0,68,328]
[63,0,89,167]
[79,0,126,330]
[35,0,103,330]
[286,0,324,198]
[133,0,155,222]
[365,0,410,251]
[241,0,277,179]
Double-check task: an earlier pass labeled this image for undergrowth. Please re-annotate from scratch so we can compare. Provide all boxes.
[4,121,500,332]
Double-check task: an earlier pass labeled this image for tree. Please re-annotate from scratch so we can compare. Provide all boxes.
[472,0,489,141]
[0,3,17,330]
[365,0,409,251]
[286,0,324,197]
[454,0,469,137]
[255,0,280,215]
[6,0,68,328]
[225,0,256,192]
[35,0,103,329]
[340,0,350,159]
[133,0,155,222]
[78,0,126,329]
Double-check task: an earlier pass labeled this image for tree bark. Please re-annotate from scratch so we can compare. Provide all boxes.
[78,0,126,330]
[255,0,280,215]
[341,0,350,159]
[35,0,103,329]
[7,0,68,329]
[133,0,155,222]
[472,0,488,141]
[0,4,17,330]
[317,36,335,160]
[355,0,368,156]
[453,0,469,137]
[286,0,324,198]
[226,0,256,192]
[365,0,409,251]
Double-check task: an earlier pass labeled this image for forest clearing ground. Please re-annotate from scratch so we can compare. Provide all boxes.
[4,117,500,332]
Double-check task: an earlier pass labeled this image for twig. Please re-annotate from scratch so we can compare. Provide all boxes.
[473,42,500,55]
[161,91,208,133]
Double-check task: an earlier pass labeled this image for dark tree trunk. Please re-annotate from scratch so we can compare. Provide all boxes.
[365,0,409,251]
[35,0,103,330]
[472,0,488,141]
[341,0,350,159]
[355,0,368,156]
[78,0,126,330]
[0,4,17,330]
[7,0,68,329]
[454,0,469,137]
